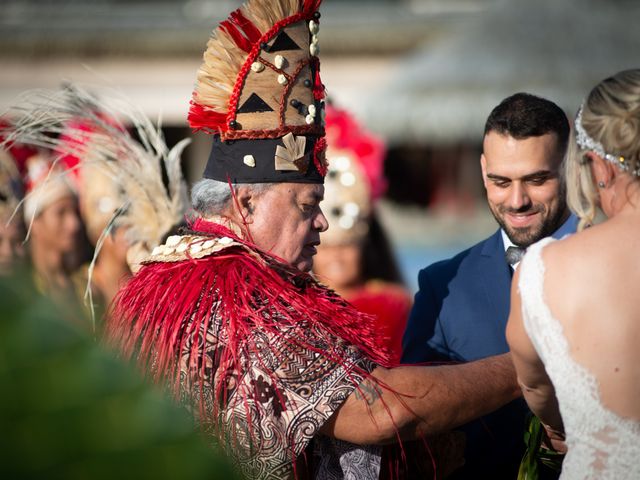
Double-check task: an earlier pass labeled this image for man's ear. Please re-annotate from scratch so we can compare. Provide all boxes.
[234,186,255,222]
[480,153,489,188]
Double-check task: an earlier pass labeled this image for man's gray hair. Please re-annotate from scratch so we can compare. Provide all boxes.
[191,179,275,217]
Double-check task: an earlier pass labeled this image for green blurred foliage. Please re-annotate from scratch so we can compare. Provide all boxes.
[0,269,240,480]
[518,414,564,480]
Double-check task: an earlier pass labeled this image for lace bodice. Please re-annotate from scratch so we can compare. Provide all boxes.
[518,238,640,480]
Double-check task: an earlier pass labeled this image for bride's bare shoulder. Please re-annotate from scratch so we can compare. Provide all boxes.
[542,221,614,271]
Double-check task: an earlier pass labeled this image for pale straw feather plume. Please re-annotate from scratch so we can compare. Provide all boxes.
[1,85,190,323]
[194,0,302,113]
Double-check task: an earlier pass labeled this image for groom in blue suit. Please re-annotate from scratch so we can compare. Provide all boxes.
[403,93,576,478]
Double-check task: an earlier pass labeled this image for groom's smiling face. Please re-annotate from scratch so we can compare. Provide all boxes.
[481,131,569,247]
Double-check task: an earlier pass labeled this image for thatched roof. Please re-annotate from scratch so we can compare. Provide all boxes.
[365,0,640,145]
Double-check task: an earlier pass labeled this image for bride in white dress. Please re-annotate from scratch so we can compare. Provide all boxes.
[506,69,640,479]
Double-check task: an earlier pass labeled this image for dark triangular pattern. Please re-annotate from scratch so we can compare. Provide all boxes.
[237,93,274,114]
[267,31,300,52]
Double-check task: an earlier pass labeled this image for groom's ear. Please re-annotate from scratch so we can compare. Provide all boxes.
[480,153,489,188]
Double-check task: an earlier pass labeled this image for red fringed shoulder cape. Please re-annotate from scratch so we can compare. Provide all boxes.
[107,220,393,479]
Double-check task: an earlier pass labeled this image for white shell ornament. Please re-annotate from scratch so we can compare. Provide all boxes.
[165,235,181,247]
[251,61,265,73]
[277,74,288,85]
[243,155,256,167]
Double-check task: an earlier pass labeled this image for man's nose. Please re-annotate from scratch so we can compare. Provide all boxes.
[507,182,531,210]
[315,208,329,232]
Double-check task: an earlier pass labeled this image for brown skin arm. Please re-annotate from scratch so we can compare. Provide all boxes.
[505,267,564,436]
[320,353,521,445]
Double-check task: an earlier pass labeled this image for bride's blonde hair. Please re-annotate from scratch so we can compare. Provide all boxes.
[566,69,640,230]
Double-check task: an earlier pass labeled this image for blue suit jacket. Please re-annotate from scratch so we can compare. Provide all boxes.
[402,217,577,477]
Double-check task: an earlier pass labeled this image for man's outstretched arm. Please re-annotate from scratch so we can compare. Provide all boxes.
[320,353,521,445]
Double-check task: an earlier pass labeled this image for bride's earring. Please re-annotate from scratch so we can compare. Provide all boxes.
[598,181,606,188]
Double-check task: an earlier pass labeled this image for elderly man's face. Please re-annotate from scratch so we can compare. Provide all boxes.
[246,183,328,272]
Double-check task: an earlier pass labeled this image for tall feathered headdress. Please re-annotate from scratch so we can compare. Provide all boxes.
[189,0,328,184]
[0,86,190,270]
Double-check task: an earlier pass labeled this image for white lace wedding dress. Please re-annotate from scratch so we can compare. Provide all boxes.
[518,238,640,479]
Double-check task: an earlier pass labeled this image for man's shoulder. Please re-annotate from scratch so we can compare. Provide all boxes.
[420,230,501,281]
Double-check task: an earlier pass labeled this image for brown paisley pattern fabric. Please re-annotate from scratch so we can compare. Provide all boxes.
[312,437,382,479]
[178,293,375,479]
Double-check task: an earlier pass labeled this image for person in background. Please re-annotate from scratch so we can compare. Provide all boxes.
[403,93,576,478]
[21,151,83,307]
[314,104,411,364]
[507,68,640,480]
[2,86,190,325]
[0,137,29,276]
[76,168,132,309]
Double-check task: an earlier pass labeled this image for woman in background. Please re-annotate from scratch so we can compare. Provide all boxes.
[22,152,83,304]
[314,105,411,364]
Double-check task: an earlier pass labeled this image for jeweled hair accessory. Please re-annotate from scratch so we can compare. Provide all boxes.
[575,103,639,176]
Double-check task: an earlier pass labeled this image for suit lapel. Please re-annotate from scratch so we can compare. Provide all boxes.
[479,229,512,327]
[475,217,577,337]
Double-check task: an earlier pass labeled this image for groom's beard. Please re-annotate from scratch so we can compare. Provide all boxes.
[490,199,568,248]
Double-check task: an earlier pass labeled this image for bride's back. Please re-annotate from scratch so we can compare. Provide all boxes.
[542,212,640,421]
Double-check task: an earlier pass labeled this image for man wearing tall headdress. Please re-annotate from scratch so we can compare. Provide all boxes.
[106,1,522,478]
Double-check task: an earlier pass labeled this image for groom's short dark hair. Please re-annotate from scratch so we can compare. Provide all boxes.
[484,93,570,152]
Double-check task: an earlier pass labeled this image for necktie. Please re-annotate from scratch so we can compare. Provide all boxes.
[505,246,526,267]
